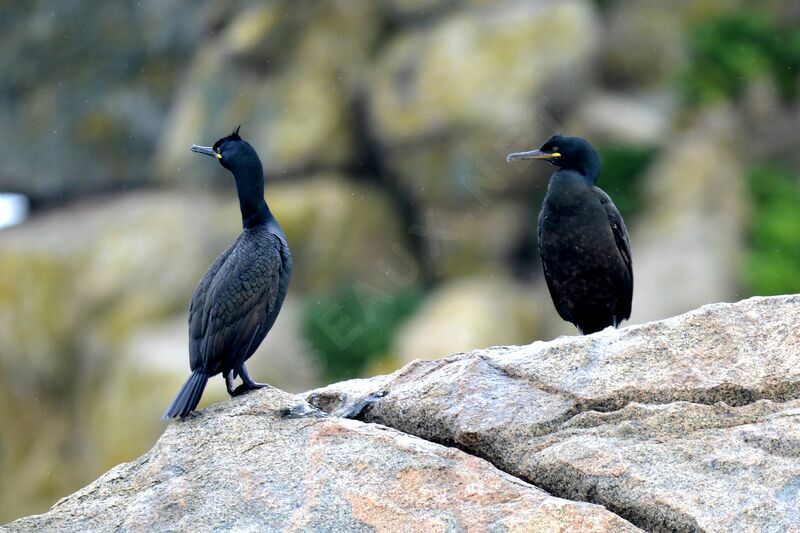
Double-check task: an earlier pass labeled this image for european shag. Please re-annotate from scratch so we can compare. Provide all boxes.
[507,135,632,334]
[163,127,292,419]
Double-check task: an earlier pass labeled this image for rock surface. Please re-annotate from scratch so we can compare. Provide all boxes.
[372,0,598,210]
[155,2,373,181]
[0,1,232,200]
[4,388,638,532]
[370,1,597,141]
[308,295,800,532]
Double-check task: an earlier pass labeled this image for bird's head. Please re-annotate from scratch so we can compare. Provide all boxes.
[506,135,600,182]
[191,126,261,175]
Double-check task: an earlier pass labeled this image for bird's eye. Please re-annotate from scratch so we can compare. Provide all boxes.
[552,146,559,152]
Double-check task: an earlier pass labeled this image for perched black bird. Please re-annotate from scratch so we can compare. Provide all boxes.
[163,127,292,419]
[507,135,632,334]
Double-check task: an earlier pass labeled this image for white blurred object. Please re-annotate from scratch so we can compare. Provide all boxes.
[0,193,29,229]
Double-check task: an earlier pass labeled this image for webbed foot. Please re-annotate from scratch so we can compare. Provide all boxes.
[230,364,271,396]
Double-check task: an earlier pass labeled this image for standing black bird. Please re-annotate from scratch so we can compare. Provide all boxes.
[163,127,292,419]
[507,135,632,334]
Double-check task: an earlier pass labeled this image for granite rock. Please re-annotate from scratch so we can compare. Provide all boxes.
[4,388,638,532]
[309,295,800,532]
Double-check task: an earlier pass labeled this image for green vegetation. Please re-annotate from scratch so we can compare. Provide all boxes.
[682,11,800,104]
[305,284,423,381]
[597,144,658,219]
[744,166,800,295]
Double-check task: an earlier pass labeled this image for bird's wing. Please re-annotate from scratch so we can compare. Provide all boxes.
[188,242,236,370]
[189,234,284,374]
[594,187,633,319]
[536,208,570,321]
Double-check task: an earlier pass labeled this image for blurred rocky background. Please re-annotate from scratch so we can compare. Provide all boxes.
[0,0,798,522]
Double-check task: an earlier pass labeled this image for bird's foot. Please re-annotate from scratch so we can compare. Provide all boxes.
[225,372,238,396]
[231,381,271,397]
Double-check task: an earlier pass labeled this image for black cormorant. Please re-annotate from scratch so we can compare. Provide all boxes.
[507,135,632,334]
[163,127,292,419]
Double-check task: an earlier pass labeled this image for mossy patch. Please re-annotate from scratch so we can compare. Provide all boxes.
[681,11,800,104]
[596,143,659,220]
[743,165,800,295]
[304,284,423,381]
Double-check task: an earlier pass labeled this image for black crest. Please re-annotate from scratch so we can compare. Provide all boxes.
[213,125,243,151]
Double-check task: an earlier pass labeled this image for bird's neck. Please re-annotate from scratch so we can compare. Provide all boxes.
[575,154,600,184]
[547,169,594,208]
[232,162,273,229]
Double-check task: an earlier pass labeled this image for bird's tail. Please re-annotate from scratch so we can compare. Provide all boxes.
[162,370,209,420]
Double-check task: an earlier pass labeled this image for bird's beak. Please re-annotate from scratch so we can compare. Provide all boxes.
[191,144,222,159]
[505,149,561,163]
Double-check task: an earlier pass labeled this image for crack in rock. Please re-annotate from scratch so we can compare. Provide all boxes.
[307,295,800,533]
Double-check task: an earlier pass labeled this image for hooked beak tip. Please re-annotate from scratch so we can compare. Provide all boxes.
[190,144,220,159]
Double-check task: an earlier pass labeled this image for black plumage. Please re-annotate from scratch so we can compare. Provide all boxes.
[163,128,292,419]
[507,135,632,334]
